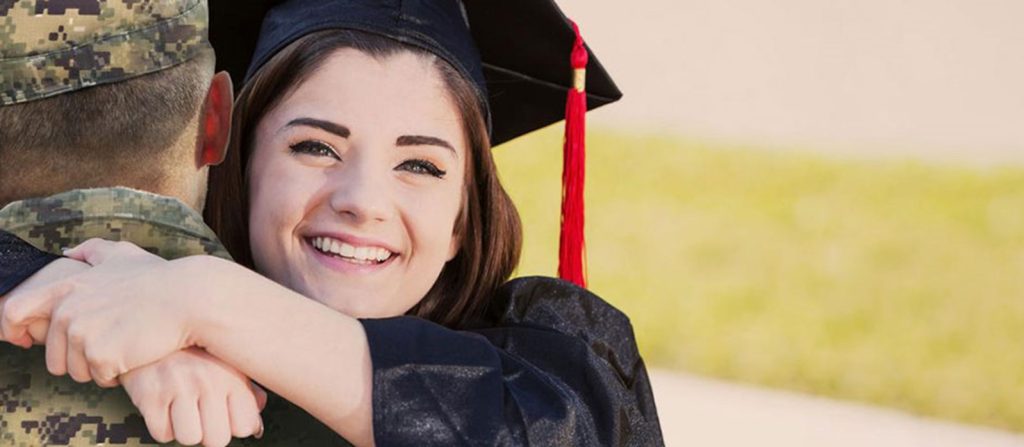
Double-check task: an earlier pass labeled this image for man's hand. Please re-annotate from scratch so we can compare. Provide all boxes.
[122,348,266,447]
[0,257,90,346]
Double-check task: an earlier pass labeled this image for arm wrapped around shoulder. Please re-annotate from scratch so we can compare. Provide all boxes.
[0,230,60,296]
[361,277,664,446]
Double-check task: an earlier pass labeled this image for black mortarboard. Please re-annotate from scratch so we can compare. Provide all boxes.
[209,0,621,146]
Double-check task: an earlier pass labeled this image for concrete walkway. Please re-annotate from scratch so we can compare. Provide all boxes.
[650,370,1024,446]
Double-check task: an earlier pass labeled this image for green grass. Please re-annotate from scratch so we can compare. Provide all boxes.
[494,126,1024,432]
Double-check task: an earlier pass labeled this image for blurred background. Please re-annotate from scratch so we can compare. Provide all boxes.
[495,1,1024,445]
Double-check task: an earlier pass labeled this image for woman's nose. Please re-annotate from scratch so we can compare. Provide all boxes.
[328,159,393,224]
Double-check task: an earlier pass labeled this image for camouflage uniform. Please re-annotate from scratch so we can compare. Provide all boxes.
[0,1,350,445]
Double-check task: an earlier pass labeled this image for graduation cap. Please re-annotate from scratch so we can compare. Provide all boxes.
[208,0,622,288]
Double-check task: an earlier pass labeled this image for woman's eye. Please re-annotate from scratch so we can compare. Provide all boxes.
[289,140,340,160]
[398,159,447,178]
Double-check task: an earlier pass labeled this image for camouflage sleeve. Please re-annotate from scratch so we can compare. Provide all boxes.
[0,230,59,296]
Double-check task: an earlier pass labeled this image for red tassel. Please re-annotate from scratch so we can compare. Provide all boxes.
[558,21,589,288]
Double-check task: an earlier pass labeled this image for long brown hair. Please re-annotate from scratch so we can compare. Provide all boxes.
[204,30,522,328]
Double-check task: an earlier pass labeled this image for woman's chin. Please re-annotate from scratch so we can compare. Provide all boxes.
[317,296,407,319]
[290,278,406,319]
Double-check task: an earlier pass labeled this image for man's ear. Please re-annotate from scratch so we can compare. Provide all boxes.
[197,71,234,168]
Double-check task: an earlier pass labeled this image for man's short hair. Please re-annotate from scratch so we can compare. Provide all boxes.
[0,50,214,207]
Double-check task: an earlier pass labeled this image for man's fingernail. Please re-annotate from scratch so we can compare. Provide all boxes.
[255,420,264,439]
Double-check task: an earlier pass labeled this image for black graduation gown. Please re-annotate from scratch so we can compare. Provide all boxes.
[0,230,664,446]
[363,277,664,445]
[0,230,60,296]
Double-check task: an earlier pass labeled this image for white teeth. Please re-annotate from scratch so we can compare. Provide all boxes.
[354,246,369,261]
[310,236,393,263]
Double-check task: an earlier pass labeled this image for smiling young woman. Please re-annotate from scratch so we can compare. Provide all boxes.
[205,30,523,328]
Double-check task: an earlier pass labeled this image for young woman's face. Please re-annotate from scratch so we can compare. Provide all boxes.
[247,49,466,318]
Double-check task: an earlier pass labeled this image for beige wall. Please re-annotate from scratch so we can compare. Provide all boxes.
[560,0,1024,164]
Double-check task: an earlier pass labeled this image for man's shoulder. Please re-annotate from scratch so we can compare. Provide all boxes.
[0,187,231,260]
[0,187,195,220]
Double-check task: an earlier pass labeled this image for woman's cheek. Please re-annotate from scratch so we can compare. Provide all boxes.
[421,187,463,265]
[408,186,460,234]
[247,205,279,276]
[249,168,298,277]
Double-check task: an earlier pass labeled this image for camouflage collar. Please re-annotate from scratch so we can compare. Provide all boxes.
[0,187,231,261]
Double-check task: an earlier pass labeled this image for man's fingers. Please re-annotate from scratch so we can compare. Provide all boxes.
[251,382,268,411]
[199,395,232,447]
[123,370,175,444]
[65,327,92,383]
[149,410,176,444]
[228,390,262,439]
[0,281,68,345]
[170,397,204,446]
[139,398,175,443]
[92,367,120,388]
[64,238,141,266]
[63,238,117,264]
[27,320,49,345]
[44,308,69,376]
[4,333,32,349]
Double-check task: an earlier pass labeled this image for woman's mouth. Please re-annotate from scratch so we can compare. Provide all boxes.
[309,236,395,265]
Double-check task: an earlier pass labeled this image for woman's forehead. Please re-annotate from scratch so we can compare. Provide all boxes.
[308,49,443,92]
[258,50,464,153]
[285,52,449,116]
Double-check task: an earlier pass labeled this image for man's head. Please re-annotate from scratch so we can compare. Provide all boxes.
[0,0,232,210]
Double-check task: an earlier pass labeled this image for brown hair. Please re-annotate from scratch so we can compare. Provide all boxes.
[0,50,214,207]
[204,30,521,328]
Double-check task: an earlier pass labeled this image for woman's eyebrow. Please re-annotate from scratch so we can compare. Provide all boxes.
[396,135,456,155]
[283,117,351,138]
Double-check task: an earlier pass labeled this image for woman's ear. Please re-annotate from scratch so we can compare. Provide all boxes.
[198,71,235,168]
